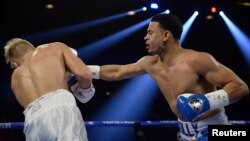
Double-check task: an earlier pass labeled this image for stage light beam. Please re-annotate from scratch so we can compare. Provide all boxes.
[219,11,250,66]
[180,11,199,44]
[78,18,151,61]
[89,74,159,141]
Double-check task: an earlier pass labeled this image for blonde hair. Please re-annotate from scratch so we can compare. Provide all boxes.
[4,38,34,64]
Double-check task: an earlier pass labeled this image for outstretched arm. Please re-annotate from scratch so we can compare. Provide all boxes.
[101,63,146,80]
[88,57,148,81]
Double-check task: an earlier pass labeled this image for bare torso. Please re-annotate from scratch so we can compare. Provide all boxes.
[142,49,220,121]
[11,44,69,108]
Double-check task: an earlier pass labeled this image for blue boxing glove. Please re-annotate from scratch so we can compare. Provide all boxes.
[177,90,230,122]
[177,94,210,121]
[67,74,77,86]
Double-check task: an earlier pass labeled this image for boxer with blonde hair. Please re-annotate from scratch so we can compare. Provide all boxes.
[4,38,95,141]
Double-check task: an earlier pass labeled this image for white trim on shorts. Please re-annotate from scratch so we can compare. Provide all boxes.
[23,89,76,123]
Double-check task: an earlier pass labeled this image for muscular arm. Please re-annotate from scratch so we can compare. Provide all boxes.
[100,57,149,81]
[195,52,249,103]
[100,64,144,80]
[59,43,92,88]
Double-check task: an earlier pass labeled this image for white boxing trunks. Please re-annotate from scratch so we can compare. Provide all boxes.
[23,89,88,141]
[177,108,229,141]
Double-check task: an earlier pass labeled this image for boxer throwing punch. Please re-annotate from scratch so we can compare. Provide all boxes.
[88,14,249,141]
[4,38,95,141]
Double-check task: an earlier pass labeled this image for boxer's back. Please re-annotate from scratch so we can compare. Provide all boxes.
[11,43,69,108]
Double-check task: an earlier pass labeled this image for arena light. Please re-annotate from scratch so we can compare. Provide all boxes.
[219,11,224,16]
[150,3,159,9]
[238,0,250,6]
[211,6,217,13]
[128,7,148,15]
[165,9,170,14]
[127,11,136,16]
[128,7,146,16]
[45,3,54,9]
[219,11,250,66]
[142,7,147,11]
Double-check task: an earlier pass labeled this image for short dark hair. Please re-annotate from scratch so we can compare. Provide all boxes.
[151,14,183,40]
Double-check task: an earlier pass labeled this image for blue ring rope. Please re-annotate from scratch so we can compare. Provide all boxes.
[0,120,249,129]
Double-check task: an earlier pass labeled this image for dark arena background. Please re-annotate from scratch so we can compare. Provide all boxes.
[0,0,250,141]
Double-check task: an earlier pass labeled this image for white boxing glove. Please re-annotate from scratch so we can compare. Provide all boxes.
[69,47,78,56]
[70,82,95,103]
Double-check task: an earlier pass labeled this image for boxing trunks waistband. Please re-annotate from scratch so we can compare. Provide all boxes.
[178,108,229,136]
[23,89,76,123]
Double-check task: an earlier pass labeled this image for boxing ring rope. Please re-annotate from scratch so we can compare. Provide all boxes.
[1,120,250,130]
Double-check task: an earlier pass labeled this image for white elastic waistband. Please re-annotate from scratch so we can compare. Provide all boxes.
[23,89,76,123]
